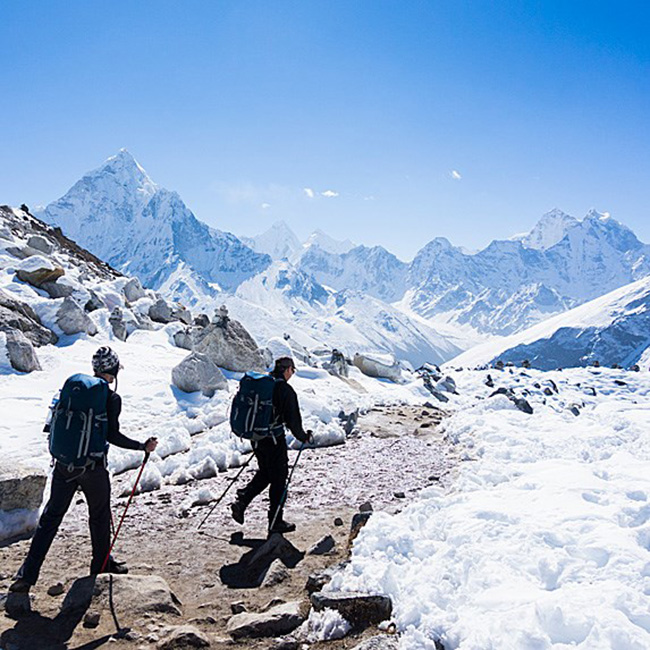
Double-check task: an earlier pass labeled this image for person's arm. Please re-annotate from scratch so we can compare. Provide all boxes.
[106,392,151,451]
[276,382,309,442]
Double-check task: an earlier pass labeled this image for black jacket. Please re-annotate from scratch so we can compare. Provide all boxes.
[272,378,308,443]
[106,391,146,451]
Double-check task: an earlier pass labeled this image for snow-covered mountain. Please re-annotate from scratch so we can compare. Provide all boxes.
[302,229,355,255]
[38,150,271,296]
[448,275,650,370]
[512,208,579,250]
[240,221,303,261]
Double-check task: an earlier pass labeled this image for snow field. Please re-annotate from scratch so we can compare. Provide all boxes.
[330,368,650,649]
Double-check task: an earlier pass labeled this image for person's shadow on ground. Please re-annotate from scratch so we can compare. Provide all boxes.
[219,531,304,588]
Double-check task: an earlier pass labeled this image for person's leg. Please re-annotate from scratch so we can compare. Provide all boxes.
[231,440,274,524]
[77,464,111,575]
[267,437,289,527]
[16,465,78,585]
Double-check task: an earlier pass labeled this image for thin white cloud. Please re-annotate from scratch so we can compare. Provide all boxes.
[261,203,271,209]
[304,187,315,199]
[364,195,376,201]
[451,170,462,180]
[321,190,339,198]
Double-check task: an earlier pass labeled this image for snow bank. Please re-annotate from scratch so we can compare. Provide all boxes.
[331,368,650,649]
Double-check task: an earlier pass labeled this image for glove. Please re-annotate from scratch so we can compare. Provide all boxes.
[305,429,314,445]
[143,436,158,453]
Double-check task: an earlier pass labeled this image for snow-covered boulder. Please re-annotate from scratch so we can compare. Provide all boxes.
[0,289,57,346]
[171,352,227,397]
[41,277,77,299]
[5,329,41,372]
[56,297,98,336]
[109,307,128,341]
[171,305,192,325]
[16,255,65,288]
[173,327,194,350]
[122,277,146,303]
[353,353,402,382]
[26,234,54,255]
[193,315,266,372]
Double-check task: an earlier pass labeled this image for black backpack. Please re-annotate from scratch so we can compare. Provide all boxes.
[230,372,282,441]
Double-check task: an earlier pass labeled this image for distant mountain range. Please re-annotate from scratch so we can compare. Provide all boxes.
[36,150,650,366]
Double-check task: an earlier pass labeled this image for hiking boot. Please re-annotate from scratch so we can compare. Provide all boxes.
[269,519,296,534]
[103,558,129,575]
[9,578,31,593]
[231,500,246,525]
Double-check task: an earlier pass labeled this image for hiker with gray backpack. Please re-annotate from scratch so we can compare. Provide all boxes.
[229,356,313,534]
[10,346,158,593]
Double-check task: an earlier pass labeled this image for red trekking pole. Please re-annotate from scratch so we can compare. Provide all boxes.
[100,451,150,574]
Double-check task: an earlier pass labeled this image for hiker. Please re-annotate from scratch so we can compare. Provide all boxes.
[231,356,312,534]
[10,346,158,592]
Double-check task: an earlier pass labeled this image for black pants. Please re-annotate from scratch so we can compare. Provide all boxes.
[238,435,289,523]
[18,462,111,585]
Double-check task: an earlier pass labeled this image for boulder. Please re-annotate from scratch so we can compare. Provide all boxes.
[349,511,372,546]
[149,298,174,324]
[0,459,47,511]
[172,306,192,325]
[327,349,349,377]
[172,352,227,397]
[16,255,65,288]
[26,235,54,255]
[226,601,304,639]
[56,297,98,336]
[310,592,392,629]
[158,625,210,649]
[5,328,41,372]
[194,313,210,328]
[260,558,290,587]
[0,289,57,346]
[40,279,76,298]
[353,353,402,382]
[193,315,266,372]
[123,277,146,303]
[109,307,128,342]
[84,290,105,313]
[62,574,182,618]
[173,328,194,351]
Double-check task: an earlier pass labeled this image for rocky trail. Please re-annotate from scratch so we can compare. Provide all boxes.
[1,404,454,650]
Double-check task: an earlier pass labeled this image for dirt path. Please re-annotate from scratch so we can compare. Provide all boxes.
[0,404,454,649]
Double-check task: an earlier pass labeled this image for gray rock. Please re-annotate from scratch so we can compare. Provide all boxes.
[135,311,157,331]
[5,329,41,372]
[359,501,373,513]
[172,352,227,397]
[83,611,101,628]
[172,306,192,325]
[0,288,57,346]
[0,459,47,511]
[56,297,98,335]
[47,582,65,597]
[27,235,54,255]
[230,601,247,614]
[308,535,336,555]
[310,591,392,629]
[149,298,174,323]
[84,290,105,312]
[157,625,210,649]
[349,511,372,546]
[123,277,146,303]
[193,317,266,372]
[350,635,399,650]
[62,574,182,618]
[109,307,128,342]
[334,517,344,526]
[226,601,304,639]
[260,558,289,587]
[40,279,75,298]
[194,313,210,328]
[173,328,194,351]
[353,353,402,382]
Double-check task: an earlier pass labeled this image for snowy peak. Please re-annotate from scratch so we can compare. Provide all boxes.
[515,209,579,250]
[243,221,302,261]
[303,229,355,255]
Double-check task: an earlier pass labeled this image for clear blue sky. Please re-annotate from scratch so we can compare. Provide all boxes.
[1,1,649,260]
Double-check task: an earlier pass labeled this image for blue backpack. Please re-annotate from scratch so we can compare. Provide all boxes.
[230,372,282,441]
[48,374,110,467]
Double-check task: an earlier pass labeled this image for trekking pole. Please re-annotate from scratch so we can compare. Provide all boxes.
[99,451,150,574]
[269,440,306,533]
[197,454,255,530]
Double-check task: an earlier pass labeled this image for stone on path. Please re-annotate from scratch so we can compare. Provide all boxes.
[157,625,211,649]
[226,601,304,639]
[350,635,399,649]
[260,558,290,587]
[308,535,336,556]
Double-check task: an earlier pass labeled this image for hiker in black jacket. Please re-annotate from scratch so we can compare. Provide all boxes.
[231,356,311,534]
[10,347,158,593]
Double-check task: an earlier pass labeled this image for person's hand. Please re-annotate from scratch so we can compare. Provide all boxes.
[144,436,158,453]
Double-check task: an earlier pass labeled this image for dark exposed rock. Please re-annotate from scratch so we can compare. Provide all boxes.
[194,313,210,327]
[226,601,304,639]
[109,307,128,341]
[349,511,373,546]
[41,279,76,298]
[310,591,392,629]
[149,297,175,323]
[16,258,65,287]
[308,535,336,555]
